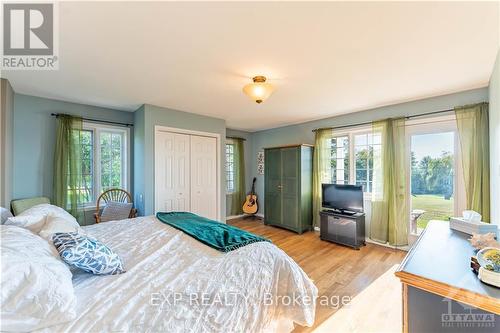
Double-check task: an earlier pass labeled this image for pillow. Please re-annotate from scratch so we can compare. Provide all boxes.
[52,232,125,275]
[19,203,78,225]
[0,207,13,224]
[100,201,133,222]
[4,214,47,233]
[0,225,76,332]
[10,197,51,215]
[39,213,83,241]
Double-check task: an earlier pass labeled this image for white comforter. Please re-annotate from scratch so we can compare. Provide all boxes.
[38,216,317,333]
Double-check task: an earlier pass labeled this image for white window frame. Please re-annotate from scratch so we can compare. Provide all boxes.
[352,130,382,194]
[225,139,235,194]
[326,125,379,199]
[81,122,130,208]
[405,114,466,237]
[329,134,350,185]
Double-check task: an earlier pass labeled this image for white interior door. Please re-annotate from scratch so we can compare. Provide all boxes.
[155,131,191,212]
[190,135,217,220]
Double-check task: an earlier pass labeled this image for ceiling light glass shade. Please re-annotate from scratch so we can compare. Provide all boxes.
[243,76,274,103]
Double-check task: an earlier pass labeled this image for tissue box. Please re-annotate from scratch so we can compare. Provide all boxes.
[450,217,498,237]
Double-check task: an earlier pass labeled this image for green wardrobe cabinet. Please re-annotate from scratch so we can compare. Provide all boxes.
[264,145,313,234]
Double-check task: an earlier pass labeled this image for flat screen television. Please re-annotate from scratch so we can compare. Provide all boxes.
[322,184,364,214]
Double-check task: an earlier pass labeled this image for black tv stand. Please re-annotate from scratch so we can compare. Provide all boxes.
[323,208,356,216]
[320,210,366,249]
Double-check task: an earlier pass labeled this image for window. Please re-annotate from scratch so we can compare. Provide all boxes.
[328,136,349,184]
[354,132,381,192]
[325,130,381,193]
[100,131,124,193]
[75,123,129,206]
[75,130,94,204]
[406,115,465,235]
[225,143,235,193]
[322,115,466,239]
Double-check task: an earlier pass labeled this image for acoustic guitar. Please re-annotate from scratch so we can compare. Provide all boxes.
[242,177,258,215]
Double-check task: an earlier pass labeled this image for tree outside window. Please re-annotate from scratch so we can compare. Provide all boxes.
[225,144,235,193]
[72,124,129,206]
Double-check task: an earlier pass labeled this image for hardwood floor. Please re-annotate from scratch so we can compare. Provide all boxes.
[228,217,407,332]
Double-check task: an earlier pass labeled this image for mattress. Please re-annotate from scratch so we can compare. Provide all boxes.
[37,216,317,333]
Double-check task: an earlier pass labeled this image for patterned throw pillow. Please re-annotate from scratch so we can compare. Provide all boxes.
[52,232,125,275]
[100,201,133,222]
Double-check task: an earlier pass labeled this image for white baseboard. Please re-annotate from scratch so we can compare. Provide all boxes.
[364,238,409,251]
[225,213,264,221]
[226,214,245,220]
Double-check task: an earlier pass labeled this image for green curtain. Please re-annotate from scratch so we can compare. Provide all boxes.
[312,129,333,228]
[455,103,490,222]
[370,118,408,246]
[53,114,83,220]
[230,138,246,215]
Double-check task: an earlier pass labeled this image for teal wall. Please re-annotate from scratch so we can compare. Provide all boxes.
[134,104,227,220]
[225,128,252,217]
[489,50,500,226]
[6,83,493,227]
[133,105,146,215]
[0,79,14,208]
[12,94,134,225]
[250,87,489,215]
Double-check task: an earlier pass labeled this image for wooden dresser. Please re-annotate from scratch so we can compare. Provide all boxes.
[395,221,500,332]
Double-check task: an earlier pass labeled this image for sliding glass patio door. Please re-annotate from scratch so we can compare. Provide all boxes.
[405,115,466,237]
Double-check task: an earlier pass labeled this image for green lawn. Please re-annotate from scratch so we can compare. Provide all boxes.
[411,194,453,229]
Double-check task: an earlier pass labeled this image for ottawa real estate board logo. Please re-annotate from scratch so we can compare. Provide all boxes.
[2,1,58,70]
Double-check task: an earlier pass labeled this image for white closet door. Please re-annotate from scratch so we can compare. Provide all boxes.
[190,135,217,220]
[155,131,191,213]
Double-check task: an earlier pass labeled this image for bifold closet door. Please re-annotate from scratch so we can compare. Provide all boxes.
[190,135,217,220]
[155,131,191,212]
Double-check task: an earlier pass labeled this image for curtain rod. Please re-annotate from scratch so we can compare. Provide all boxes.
[51,113,133,127]
[311,107,458,132]
[226,136,246,141]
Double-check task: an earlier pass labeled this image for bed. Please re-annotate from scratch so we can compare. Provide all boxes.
[34,215,317,333]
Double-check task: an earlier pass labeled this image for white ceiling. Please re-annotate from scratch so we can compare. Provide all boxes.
[2,1,499,131]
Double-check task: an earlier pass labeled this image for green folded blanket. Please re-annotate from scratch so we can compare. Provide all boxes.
[156,212,270,252]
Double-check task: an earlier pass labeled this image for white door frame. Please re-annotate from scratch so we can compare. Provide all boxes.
[405,114,466,240]
[154,125,221,221]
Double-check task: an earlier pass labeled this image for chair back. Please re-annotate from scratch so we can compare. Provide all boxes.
[96,189,133,211]
[95,189,136,223]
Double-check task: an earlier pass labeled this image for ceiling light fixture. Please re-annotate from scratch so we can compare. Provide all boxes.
[242,76,274,104]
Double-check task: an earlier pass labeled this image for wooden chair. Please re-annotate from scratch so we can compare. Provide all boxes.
[94,188,137,223]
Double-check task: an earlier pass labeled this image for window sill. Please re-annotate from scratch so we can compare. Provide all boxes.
[82,205,97,211]
[68,205,97,212]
